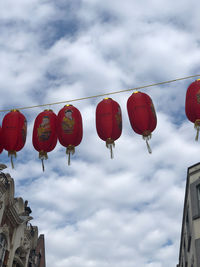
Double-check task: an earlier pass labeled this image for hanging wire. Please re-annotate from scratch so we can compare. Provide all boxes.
[0,74,199,112]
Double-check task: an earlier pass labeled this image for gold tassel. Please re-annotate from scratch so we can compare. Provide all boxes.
[39,151,48,172]
[66,145,75,166]
[143,134,152,154]
[106,138,115,159]
[194,120,200,141]
[8,151,17,169]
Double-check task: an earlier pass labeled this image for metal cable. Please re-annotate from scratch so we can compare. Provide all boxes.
[0,74,199,112]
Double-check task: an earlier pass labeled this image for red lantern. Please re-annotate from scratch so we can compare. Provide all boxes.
[96,98,122,158]
[0,126,4,154]
[127,91,157,153]
[57,105,83,165]
[32,110,57,171]
[2,109,27,168]
[185,79,200,141]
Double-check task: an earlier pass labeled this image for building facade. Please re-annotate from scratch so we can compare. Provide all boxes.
[0,165,45,266]
[177,163,200,267]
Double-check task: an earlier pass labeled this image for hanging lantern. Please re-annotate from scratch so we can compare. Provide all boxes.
[57,105,83,165]
[2,109,27,168]
[127,91,157,153]
[96,98,122,158]
[0,126,4,154]
[185,79,200,141]
[32,110,57,171]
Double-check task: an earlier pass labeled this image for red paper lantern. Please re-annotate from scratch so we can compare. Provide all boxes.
[57,105,83,165]
[185,79,200,141]
[96,98,122,158]
[2,109,27,168]
[127,91,157,153]
[32,109,57,171]
[0,126,4,154]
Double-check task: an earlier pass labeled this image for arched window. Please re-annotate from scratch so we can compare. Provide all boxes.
[0,233,7,267]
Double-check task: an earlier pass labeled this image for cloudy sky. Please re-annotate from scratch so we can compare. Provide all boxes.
[1,0,200,266]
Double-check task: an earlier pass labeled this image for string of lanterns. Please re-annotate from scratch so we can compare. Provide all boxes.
[0,78,199,170]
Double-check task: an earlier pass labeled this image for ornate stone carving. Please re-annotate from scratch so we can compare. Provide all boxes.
[1,224,10,247]
[1,224,9,235]
[0,200,3,209]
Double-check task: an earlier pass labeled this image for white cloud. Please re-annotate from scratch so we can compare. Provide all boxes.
[0,0,200,266]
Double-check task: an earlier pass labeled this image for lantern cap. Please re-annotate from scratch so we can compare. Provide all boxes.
[133,91,139,94]
[143,130,151,137]
[65,104,72,107]
[106,138,114,145]
[10,109,19,112]
[44,109,53,112]
[104,97,112,100]
[39,151,48,159]
[196,79,200,81]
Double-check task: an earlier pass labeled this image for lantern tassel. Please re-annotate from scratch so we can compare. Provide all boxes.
[106,139,115,159]
[41,158,45,172]
[145,139,152,154]
[143,134,152,154]
[194,121,200,141]
[108,144,114,159]
[68,152,71,166]
[39,151,48,172]
[11,155,14,169]
[8,151,17,169]
[195,127,200,142]
[66,146,75,166]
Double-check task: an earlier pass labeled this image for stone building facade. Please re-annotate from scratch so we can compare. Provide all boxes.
[177,163,200,267]
[0,165,45,266]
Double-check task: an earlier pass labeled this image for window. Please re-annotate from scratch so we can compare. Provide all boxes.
[190,179,200,219]
[0,234,7,267]
[183,237,188,266]
[197,185,200,211]
[191,255,194,267]
[186,210,190,234]
[186,210,191,251]
[195,238,200,266]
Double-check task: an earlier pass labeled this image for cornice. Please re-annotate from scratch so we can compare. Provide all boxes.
[6,205,25,226]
